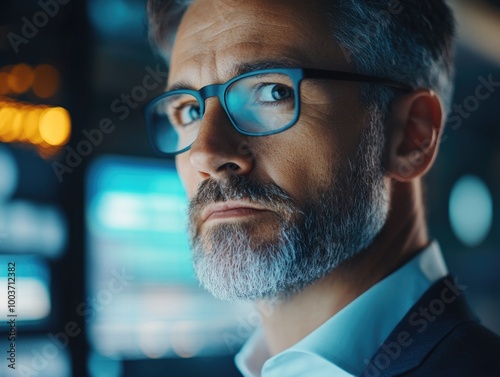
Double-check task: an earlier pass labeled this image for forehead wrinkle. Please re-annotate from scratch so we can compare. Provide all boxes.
[209,15,324,48]
[170,0,352,89]
[178,1,333,51]
[177,19,219,43]
[167,57,308,92]
[178,22,294,57]
[172,37,314,85]
[215,1,328,29]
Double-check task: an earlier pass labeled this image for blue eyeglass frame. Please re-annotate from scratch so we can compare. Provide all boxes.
[144,67,413,156]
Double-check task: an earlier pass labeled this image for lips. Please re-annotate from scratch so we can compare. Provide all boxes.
[201,201,269,223]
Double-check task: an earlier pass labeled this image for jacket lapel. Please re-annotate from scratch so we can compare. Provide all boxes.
[362,276,478,377]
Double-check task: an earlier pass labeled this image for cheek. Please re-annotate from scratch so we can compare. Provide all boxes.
[253,90,365,203]
[253,121,340,203]
[175,154,198,198]
[301,84,365,158]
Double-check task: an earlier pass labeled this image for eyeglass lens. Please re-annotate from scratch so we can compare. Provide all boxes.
[148,72,298,155]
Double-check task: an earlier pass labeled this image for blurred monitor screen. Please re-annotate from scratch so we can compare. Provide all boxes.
[0,254,51,322]
[85,155,251,360]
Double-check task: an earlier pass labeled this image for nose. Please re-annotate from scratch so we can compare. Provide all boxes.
[188,98,255,179]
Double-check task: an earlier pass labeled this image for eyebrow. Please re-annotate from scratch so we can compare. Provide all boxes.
[233,58,302,76]
[166,58,303,92]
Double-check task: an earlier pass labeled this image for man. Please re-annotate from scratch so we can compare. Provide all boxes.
[144,0,500,375]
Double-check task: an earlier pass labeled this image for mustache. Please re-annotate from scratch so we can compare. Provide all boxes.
[188,175,300,223]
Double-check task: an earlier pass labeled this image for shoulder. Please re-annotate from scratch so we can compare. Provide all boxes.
[403,322,500,376]
[364,276,500,377]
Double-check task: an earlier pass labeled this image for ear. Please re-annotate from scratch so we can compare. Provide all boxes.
[385,90,444,182]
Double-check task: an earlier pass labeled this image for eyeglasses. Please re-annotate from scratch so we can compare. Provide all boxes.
[144,67,413,156]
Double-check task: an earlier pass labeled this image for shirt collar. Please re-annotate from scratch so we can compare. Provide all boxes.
[235,241,448,377]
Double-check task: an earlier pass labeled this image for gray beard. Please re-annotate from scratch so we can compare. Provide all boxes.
[188,114,389,302]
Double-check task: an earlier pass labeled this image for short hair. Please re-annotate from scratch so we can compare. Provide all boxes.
[327,0,456,117]
[147,0,192,62]
[147,0,456,118]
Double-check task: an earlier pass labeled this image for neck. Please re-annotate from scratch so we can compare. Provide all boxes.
[259,179,430,356]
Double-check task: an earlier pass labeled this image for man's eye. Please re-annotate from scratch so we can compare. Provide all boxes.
[176,104,201,126]
[257,84,293,102]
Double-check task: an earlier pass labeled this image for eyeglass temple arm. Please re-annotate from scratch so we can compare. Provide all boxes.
[302,68,414,92]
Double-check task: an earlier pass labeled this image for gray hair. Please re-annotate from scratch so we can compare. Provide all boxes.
[327,0,455,117]
[147,0,456,120]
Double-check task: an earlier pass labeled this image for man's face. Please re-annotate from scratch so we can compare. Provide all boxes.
[169,0,389,301]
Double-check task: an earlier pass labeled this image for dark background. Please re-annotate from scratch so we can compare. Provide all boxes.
[0,0,499,376]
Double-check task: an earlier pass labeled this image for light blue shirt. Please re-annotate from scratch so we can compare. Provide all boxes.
[235,242,448,377]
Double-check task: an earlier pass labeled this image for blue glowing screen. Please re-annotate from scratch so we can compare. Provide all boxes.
[85,155,251,360]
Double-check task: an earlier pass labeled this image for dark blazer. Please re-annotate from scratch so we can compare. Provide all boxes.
[362,276,500,377]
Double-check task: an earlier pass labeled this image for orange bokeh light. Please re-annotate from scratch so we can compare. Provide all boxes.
[39,107,71,146]
[11,107,26,141]
[0,72,9,95]
[33,65,60,98]
[25,108,45,144]
[0,98,71,153]
[0,106,18,142]
[8,64,35,94]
